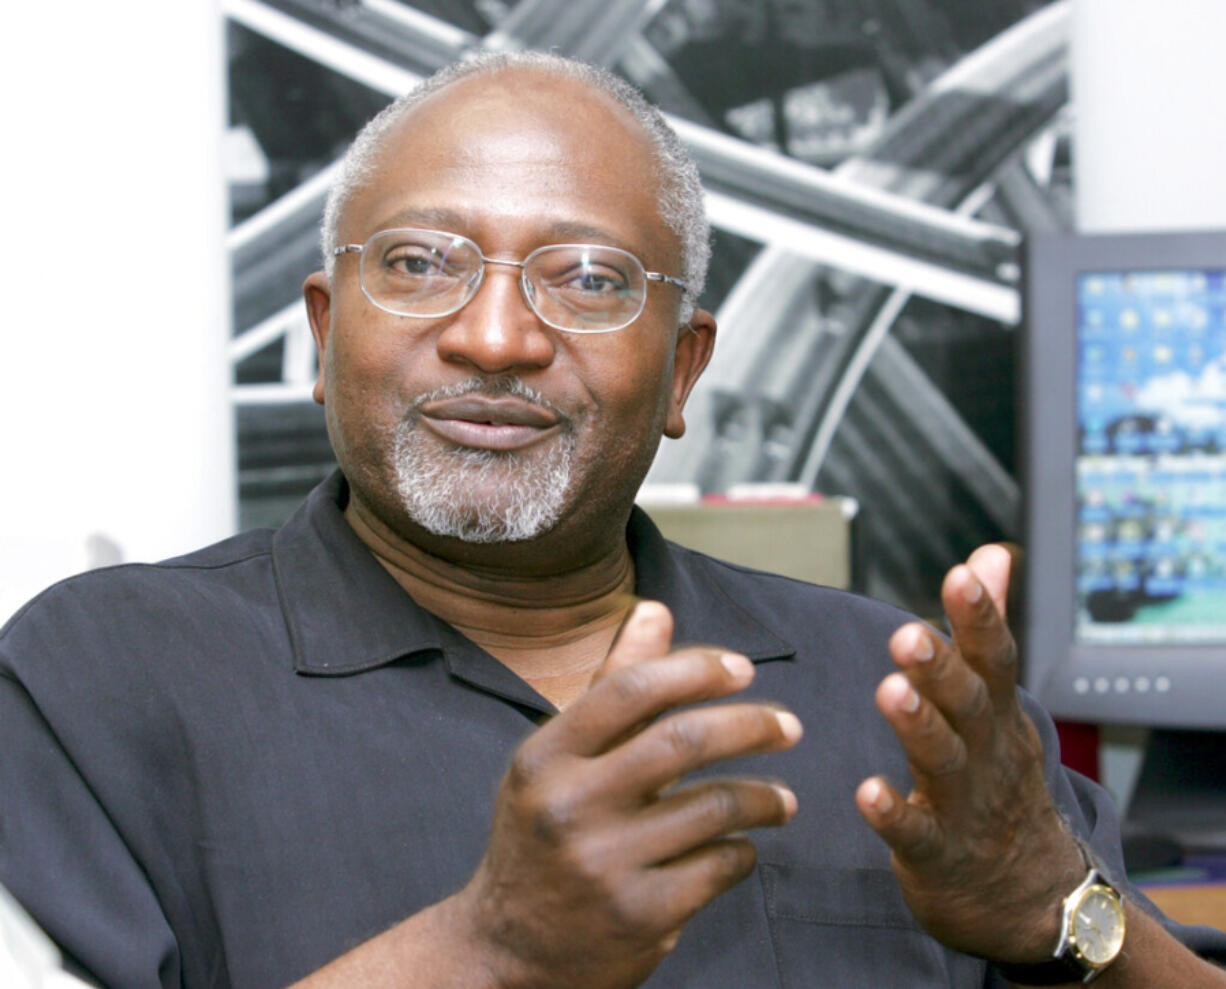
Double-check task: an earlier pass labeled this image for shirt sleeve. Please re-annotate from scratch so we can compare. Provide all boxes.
[1022,690,1226,966]
[0,668,182,989]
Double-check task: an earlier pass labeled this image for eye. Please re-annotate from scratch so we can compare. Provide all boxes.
[540,254,633,297]
[388,253,435,275]
[564,267,627,295]
[383,243,456,278]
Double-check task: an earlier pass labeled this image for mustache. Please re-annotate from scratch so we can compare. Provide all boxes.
[409,376,573,428]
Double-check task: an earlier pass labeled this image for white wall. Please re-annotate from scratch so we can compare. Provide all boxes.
[1072,0,1226,806]
[0,1,234,621]
[1074,0,1226,232]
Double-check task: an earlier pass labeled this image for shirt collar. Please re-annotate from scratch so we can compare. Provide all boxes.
[627,507,796,664]
[273,471,796,678]
[273,472,444,676]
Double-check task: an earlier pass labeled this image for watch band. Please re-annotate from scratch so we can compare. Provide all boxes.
[991,953,1097,985]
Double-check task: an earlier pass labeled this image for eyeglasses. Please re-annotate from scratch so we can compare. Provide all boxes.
[334,227,689,334]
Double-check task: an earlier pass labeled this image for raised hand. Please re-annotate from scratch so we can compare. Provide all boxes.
[854,545,1085,964]
[454,601,802,989]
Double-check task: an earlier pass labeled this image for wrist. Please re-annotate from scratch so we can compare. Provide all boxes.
[438,884,536,989]
[1026,838,1093,959]
[287,888,532,989]
[991,840,1127,985]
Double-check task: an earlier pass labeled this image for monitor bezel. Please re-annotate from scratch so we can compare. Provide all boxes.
[1021,229,1226,730]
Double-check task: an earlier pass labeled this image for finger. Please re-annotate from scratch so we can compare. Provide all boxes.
[889,623,991,742]
[941,562,1019,707]
[603,703,803,798]
[855,776,942,864]
[630,778,797,865]
[586,601,676,751]
[594,599,672,686]
[875,672,967,780]
[538,649,757,760]
[640,835,760,928]
[965,543,1013,622]
[999,541,1026,629]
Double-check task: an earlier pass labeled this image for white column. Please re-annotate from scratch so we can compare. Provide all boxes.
[1073,0,1226,232]
[0,0,234,620]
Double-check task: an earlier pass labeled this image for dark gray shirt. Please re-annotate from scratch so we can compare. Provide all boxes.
[2,474,1223,988]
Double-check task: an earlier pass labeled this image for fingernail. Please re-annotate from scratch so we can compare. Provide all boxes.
[963,570,983,603]
[775,710,804,743]
[773,784,798,819]
[720,653,754,683]
[911,628,934,662]
[629,600,668,634]
[886,673,920,713]
[871,780,894,813]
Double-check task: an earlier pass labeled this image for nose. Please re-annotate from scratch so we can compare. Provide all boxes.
[435,262,556,374]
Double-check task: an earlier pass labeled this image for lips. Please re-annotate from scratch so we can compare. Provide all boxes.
[417,395,564,451]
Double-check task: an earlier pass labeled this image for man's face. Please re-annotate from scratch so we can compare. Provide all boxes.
[305,70,714,564]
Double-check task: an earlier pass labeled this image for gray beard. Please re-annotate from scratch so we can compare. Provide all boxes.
[390,378,576,544]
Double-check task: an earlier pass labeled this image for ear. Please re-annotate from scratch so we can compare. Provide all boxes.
[303,271,332,406]
[664,307,716,439]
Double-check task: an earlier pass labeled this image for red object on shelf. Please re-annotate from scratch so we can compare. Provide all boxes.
[1055,720,1101,782]
[700,493,825,506]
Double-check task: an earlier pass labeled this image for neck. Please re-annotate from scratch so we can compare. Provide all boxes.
[344,495,638,708]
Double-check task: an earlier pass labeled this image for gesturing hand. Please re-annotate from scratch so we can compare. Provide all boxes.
[456,601,802,989]
[855,545,1086,965]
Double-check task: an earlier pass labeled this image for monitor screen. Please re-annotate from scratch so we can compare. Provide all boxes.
[1076,267,1226,645]
[1022,231,1226,729]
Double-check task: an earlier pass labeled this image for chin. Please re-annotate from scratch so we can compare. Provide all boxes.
[391,427,576,545]
[406,498,564,544]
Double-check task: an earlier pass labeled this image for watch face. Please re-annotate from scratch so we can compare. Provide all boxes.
[1071,884,1126,967]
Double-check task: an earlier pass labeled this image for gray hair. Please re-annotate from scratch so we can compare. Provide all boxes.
[320,50,710,319]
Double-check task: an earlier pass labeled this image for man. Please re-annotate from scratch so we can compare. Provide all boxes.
[2,51,1224,988]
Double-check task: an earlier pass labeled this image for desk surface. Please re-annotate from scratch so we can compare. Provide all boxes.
[1142,883,1226,930]
[1138,854,1226,930]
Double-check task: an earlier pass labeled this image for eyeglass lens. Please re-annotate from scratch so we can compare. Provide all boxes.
[358,228,648,332]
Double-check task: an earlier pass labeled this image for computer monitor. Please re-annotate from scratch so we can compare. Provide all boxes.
[1021,230,1226,731]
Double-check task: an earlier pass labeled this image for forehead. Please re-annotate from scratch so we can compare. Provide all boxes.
[345,69,675,261]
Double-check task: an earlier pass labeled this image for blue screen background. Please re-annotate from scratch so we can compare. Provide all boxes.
[1075,269,1226,643]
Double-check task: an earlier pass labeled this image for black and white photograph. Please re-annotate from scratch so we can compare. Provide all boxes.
[225,0,1064,616]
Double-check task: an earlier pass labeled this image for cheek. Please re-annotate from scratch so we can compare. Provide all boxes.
[565,365,674,518]
[330,321,392,384]
[326,311,423,413]
[322,320,423,470]
[569,339,676,456]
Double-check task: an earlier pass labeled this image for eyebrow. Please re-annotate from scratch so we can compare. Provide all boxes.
[368,207,641,256]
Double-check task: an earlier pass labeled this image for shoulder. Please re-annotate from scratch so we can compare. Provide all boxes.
[667,541,917,668]
[0,528,277,670]
[672,540,912,623]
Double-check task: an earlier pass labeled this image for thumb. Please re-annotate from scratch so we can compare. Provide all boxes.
[591,599,674,687]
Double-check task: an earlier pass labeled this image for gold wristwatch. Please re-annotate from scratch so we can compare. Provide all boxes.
[993,864,1126,984]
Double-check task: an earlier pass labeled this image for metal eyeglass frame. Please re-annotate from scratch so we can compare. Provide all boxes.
[333,227,689,334]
